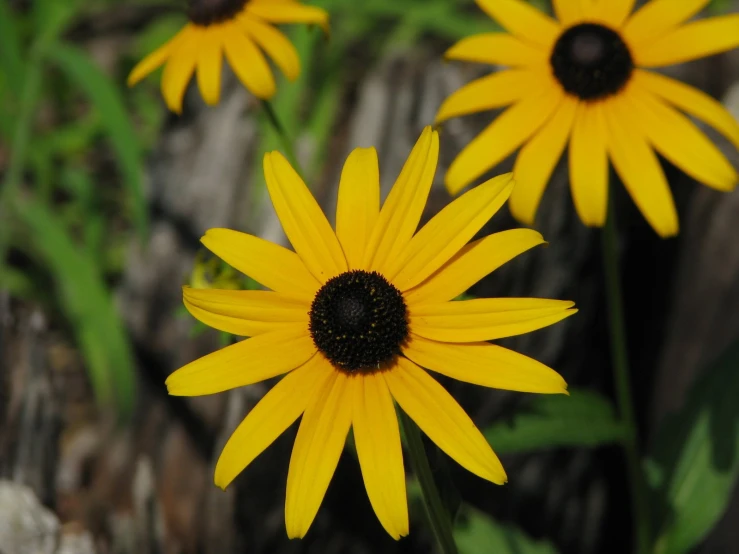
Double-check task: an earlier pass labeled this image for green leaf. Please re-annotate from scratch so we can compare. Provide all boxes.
[649,341,739,554]
[455,507,559,554]
[483,389,628,453]
[47,43,148,238]
[13,200,137,421]
[0,1,24,95]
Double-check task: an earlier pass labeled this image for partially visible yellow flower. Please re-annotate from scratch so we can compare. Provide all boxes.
[128,0,328,112]
[167,127,575,539]
[189,251,243,290]
[437,0,739,237]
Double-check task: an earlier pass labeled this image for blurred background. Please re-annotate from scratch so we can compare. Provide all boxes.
[2,0,739,553]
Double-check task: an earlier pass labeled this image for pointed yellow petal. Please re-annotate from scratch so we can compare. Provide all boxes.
[435,70,543,124]
[590,0,635,27]
[385,358,507,484]
[623,0,710,45]
[510,94,578,225]
[182,286,309,336]
[195,29,222,106]
[128,28,183,87]
[627,81,737,191]
[636,15,739,67]
[161,26,201,114]
[363,127,439,277]
[569,101,609,227]
[353,373,408,540]
[444,33,547,67]
[285,368,352,538]
[336,148,380,270]
[553,0,582,26]
[405,229,545,305]
[410,298,577,342]
[635,69,739,152]
[264,152,347,282]
[166,325,316,396]
[246,0,329,34]
[214,354,333,489]
[445,85,563,196]
[403,334,568,394]
[475,0,560,49]
[240,15,301,81]
[603,96,679,238]
[201,228,320,300]
[392,173,514,291]
[222,23,275,99]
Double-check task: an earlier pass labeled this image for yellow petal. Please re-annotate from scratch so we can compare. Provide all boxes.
[635,15,739,67]
[475,0,560,49]
[240,14,300,81]
[445,84,563,196]
[128,28,183,87]
[201,228,320,300]
[444,33,547,67]
[623,0,710,45]
[635,69,739,152]
[161,25,201,114]
[569,101,609,227]
[195,29,223,106]
[264,152,348,282]
[363,127,439,277]
[353,373,408,540]
[410,298,577,342]
[510,94,578,225]
[182,286,309,337]
[553,0,582,26]
[214,354,333,489]
[603,96,679,238]
[336,148,380,270]
[392,173,515,291]
[590,0,636,27]
[385,358,507,484]
[166,325,316,396]
[285,368,352,538]
[246,0,329,34]
[405,229,545,305]
[403,334,568,394]
[435,69,544,124]
[222,23,275,99]
[627,80,737,191]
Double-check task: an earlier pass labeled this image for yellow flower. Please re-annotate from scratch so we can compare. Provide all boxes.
[127,0,328,113]
[167,127,575,539]
[437,0,739,237]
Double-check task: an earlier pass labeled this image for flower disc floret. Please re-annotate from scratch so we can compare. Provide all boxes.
[551,23,634,100]
[309,270,409,372]
[187,0,248,25]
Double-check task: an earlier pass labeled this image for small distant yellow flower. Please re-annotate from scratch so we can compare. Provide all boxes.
[128,0,328,113]
[167,127,575,539]
[437,0,739,237]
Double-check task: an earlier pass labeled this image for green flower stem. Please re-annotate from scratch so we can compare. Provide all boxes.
[399,409,459,554]
[261,99,304,179]
[602,197,651,554]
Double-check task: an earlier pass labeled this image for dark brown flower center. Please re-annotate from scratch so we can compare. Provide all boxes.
[187,0,248,26]
[550,23,634,101]
[309,270,408,373]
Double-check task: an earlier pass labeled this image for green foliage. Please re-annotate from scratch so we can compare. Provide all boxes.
[13,201,137,420]
[455,507,560,554]
[484,389,628,453]
[648,342,739,554]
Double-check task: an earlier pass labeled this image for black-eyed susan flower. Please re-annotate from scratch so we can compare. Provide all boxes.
[437,0,739,237]
[127,0,328,113]
[167,127,575,539]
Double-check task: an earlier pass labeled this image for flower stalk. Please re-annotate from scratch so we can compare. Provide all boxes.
[261,100,304,180]
[602,196,651,554]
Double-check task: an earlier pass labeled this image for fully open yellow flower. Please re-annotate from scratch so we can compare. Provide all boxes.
[167,127,575,539]
[127,0,328,113]
[437,0,739,237]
